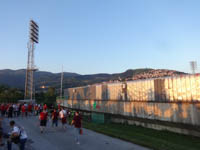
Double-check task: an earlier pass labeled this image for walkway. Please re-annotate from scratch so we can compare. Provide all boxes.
[2,116,150,150]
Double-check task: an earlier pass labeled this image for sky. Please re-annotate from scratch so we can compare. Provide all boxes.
[0,0,200,74]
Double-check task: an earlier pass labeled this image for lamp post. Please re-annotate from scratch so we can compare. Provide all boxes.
[60,65,64,106]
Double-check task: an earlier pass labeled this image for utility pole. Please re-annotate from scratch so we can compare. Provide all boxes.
[60,66,64,106]
[60,65,64,99]
[24,20,39,101]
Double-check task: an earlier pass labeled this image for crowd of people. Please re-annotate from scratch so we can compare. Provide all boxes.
[0,103,44,118]
[0,102,83,150]
[131,69,184,80]
[101,69,185,83]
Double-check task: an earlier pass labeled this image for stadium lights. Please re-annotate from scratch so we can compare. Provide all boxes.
[29,20,39,43]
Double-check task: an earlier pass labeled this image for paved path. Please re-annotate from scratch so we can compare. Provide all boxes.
[2,116,150,150]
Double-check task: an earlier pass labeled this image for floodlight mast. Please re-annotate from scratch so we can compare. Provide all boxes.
[190,61,197,74]
[24,20,39,101]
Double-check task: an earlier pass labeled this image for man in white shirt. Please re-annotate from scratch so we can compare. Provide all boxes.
[59,108,67,129]
[13,104,18,117]
[7,120,28,150]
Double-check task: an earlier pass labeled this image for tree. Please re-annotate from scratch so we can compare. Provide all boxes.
[0,85,23,103]
[35,87,57,106]
[44,87,57,106]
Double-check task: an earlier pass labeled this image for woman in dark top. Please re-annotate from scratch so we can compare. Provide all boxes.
[71,111,82,144]
[8,105,13,118]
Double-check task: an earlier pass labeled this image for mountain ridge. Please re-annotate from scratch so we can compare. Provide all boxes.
[0,68,186,90]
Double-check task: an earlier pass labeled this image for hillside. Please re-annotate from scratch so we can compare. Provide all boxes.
[0,69,80,90]
[0,68,186,90]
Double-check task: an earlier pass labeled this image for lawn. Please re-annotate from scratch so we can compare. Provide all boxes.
[83,121,200,150]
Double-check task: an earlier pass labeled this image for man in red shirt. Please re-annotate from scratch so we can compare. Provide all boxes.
[51,109,58,127]
[43,104,47,111]
[58,104,61,111]
[39,109,48,133]
[34,104,39,116]
[21,105,26,118]
[71,111,82,144]
[28,104,32,116]
[0,104,5,117]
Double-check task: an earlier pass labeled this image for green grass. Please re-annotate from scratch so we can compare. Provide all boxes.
[82,121,200,150]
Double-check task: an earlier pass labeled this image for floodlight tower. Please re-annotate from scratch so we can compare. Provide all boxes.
[24,20,39,100]
[190,61,197,74]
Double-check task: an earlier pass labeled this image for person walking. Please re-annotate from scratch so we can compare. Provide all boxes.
[21,104,26,118]
[17,104,21,117]
[0,117,4,147]
[34,104,38,116]
[43,104,47,111]
[71,111,82,144]
[39,109,48,133]
[59,108,67,130]
[39,104,43,114]
[0,104,6,117]
[8,104,13,118]
[28,104,32,116]
[5,104,9,117]
[24,103,28,117]
[51,109,59,127]
[13,104,18,117]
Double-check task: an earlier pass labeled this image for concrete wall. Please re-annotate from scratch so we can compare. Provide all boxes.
[64,74,200,102]
[60,74,200,126]
[59,99,200,126]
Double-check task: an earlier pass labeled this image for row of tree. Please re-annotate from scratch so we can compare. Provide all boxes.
[0,85,24,103]
[0,85,57,106]
[36,87,57,106]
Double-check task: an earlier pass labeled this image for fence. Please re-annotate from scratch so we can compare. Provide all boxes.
[60,74,200,127]
[64,74,200,102]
